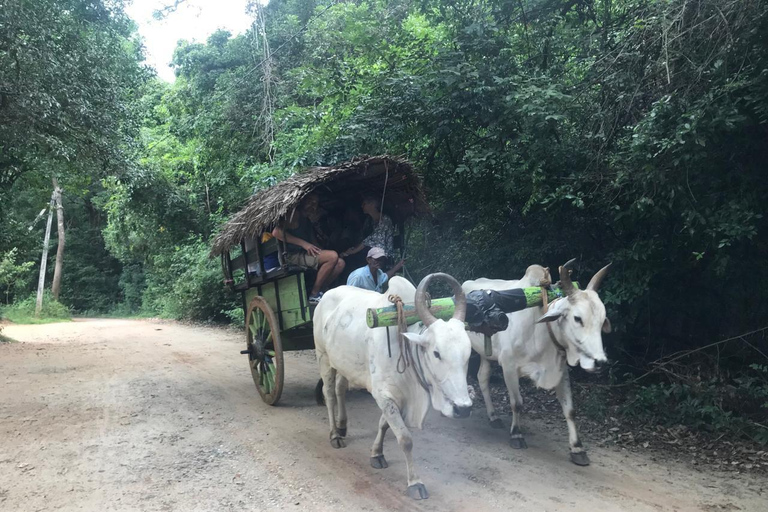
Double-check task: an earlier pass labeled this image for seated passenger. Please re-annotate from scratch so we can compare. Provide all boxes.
[272,193,345,304]
[341,194,396,271]
[346,247,405,293]
[316,205,365,254]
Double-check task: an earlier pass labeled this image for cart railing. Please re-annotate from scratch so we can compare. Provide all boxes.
[222,234,306,292]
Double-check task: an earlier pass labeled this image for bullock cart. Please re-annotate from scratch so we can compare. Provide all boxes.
[210,156,429,405]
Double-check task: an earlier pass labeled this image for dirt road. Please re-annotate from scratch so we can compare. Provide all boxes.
[0,319,764,511]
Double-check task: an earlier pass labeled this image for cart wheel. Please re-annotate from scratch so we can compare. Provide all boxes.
[245,296,284,405]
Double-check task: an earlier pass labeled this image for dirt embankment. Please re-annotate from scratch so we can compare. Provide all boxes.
[0,319,765,511]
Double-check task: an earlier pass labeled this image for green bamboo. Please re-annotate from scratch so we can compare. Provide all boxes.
[366,284,580,328]
[366,297,455,328]
[522,282,580,307]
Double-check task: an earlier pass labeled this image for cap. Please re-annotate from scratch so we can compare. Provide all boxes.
[367,247,386,259]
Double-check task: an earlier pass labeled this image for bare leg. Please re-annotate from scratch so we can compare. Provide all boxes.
[502,363,527,449]
[379,398,428,500]
[555,364,589,465]
[311,250,339,295]
[326,258,345,289]
[370,414,389,469]
[478,357,502,428]
[335,375,349,437]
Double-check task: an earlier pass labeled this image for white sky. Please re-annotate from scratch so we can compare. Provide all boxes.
[125,0,257,82]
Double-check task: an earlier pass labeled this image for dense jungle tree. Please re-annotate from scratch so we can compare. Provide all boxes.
[0,0,149,307]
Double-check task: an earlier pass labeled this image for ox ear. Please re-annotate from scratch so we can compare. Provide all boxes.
[536,309,562,324]
[402,332,429,347]
[536,299,567,324]
[602,318,612,334]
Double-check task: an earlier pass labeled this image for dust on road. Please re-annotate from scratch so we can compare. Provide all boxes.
[0,319,764,511]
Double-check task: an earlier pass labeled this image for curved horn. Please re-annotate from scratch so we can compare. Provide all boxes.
[447,274,467,323]
[414,273,467,326]
[587,263,612,292]
[559,259,576,297]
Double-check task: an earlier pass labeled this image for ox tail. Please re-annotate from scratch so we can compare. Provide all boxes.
[314,378,325,406]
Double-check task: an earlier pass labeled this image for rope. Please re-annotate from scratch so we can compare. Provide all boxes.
[388,294,431,392]
[380,160,389,215]
[541,273,568,353]
[389,294,410,373]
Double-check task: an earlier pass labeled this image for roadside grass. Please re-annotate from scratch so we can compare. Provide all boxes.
[1,312,72,324]
[0,292,72,325]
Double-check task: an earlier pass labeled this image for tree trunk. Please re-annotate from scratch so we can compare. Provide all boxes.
[35,192,55,316]
[51,177,65,301]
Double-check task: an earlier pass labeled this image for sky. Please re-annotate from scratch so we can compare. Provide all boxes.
[125,0,256,82]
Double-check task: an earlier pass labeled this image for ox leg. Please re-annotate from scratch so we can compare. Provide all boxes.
[335,376,349,438]
[380,399,428,500]
[370,414,389,469]
[319,361,345,449]
[478,357,503,428]
[555,367,589,466]
[502,364,527,449]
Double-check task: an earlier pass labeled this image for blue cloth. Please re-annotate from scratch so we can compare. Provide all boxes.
[347,266,388,293]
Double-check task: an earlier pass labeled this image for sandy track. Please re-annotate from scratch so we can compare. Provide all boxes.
[0,319,764,511]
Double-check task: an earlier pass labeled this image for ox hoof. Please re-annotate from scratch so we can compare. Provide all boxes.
[337,427,347,437]
[406,483,429,500]
[570,451,590,466]
[489,418,504,429]
[330,437,346,449]
[370,455,388,469]
[509,436,528,449]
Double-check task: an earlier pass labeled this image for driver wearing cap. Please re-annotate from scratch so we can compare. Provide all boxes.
[346,247,405,293]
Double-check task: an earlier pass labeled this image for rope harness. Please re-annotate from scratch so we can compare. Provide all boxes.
[388,294,431,393]
[540,269,568,354]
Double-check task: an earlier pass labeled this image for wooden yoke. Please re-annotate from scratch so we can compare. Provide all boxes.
[366,284,580,329]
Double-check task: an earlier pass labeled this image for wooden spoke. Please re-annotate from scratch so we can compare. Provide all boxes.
[245,296,284,405]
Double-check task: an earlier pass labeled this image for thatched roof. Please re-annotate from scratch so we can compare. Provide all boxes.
[210,155,429,256]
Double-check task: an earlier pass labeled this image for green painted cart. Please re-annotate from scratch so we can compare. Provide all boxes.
[212,156,429,405]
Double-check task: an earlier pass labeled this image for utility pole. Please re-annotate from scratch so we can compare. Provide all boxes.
[51,177,65,300]
[35,192,55,316]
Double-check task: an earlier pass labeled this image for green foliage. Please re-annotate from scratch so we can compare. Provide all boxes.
[140,238,236,322]
[117,264,145,314]
[0,0,149,192]
[621,365,768,445]
[57,192,124,312]
[223,306,244,328]
[0,0,148,317]
[0,248,34,304]
[1,291,71,324]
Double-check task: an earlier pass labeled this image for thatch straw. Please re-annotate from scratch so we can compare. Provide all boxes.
[210,155,428,256]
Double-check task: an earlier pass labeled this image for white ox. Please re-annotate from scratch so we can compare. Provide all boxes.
[462,260,611,465]
[313,274,472,500]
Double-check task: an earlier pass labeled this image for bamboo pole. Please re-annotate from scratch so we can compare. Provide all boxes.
[366,284,580,329]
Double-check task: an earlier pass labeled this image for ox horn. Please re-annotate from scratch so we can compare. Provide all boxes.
[559,258,577,297]
[586,263,612,292]
[414,273,467,326]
